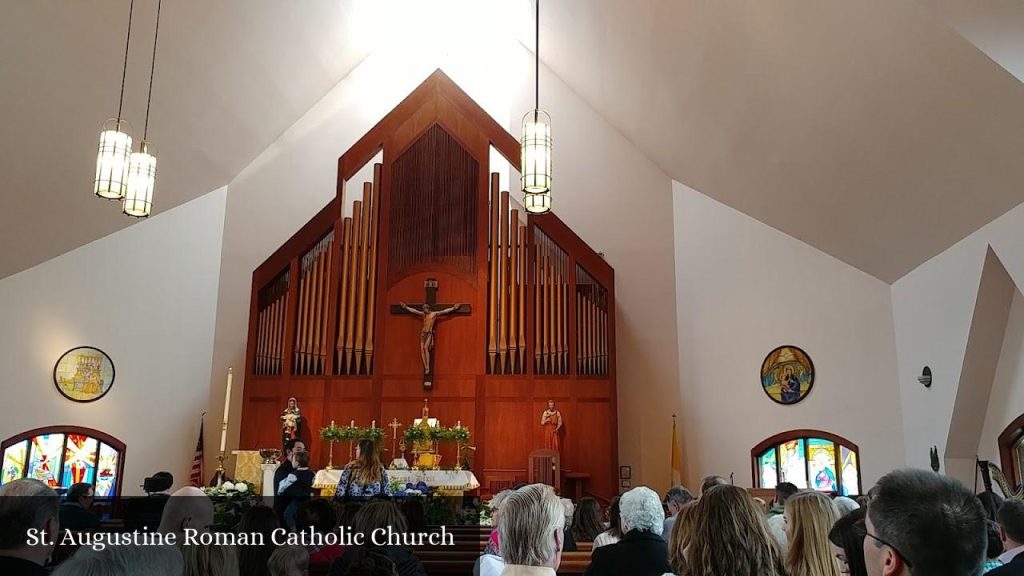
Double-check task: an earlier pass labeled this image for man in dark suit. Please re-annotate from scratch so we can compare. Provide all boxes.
[863,469,986,576]
[990,500,1024,576]
[273,438,306,522]
[58,482,100,531]
[584,486,670,576]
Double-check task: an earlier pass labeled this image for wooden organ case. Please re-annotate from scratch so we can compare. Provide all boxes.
[240,71,617,499]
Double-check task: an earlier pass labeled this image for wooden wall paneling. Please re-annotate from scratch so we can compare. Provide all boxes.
[242,71,618,498]
[575,400,615,499]
[482,400,534,475]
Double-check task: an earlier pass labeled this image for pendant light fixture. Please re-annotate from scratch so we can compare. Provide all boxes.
[521,0,552,214]
[94,0,136,200]
[123,0,162,218]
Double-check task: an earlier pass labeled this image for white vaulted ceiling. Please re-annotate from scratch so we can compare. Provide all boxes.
[3,0,1024,283]
[0,0,370,279]
[537,0,1024,282]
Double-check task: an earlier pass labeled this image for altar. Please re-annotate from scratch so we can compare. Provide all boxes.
[312,468,479,497]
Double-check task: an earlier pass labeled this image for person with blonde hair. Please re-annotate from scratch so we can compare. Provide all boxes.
[666,501,697,574]
[268,545,310,576]
[785,491,842,576]
[335,439,392,500]
[675,485,784,576]
[498,484,565,575]
[183,543,238,576]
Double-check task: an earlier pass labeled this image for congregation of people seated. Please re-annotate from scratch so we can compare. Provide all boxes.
[4,464,1024,576]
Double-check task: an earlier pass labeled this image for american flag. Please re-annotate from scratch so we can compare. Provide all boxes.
[189,417,204,487]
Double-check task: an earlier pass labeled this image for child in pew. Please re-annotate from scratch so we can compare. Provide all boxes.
[279,451,315,530]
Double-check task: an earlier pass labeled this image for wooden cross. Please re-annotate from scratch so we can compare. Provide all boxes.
[390,278,471,390]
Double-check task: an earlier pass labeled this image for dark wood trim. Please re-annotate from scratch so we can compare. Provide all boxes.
[750,429,861,493]
[1,426,127,498]
[998,413,1024,489]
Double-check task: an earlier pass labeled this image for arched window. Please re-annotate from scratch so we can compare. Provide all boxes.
[998,414,1024,490]
[1,426,126,498]
[751,429,861,496]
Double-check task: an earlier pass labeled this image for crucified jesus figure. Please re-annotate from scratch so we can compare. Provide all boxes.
[399,302,462,374]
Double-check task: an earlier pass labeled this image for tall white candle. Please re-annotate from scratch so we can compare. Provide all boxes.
[219,368,232,453]
[371,420,376,429]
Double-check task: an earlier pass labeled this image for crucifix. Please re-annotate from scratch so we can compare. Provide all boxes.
[390,278,471,389]
[388,417,403,461]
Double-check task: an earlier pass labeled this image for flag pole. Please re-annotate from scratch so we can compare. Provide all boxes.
[671,414,675,488]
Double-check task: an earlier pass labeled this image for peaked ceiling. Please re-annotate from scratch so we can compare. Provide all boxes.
[0,0,368,280]
[539,0,1024,282]
[3,0,1024,283]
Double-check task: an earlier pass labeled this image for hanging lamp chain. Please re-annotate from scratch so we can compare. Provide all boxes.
[116,0,136,125]
[142,0,162,140]
[535,0,540,114]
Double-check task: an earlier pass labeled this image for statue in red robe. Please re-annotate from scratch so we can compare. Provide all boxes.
[541,400,563,453]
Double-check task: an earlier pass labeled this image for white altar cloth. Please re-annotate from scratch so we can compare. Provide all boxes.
[313,468,479,496]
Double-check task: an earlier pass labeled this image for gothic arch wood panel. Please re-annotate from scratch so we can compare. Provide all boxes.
[240,70,618,499]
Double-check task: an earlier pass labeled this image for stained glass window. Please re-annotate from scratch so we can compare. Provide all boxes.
[27,434,64,487]
[779,439,808,488]
[840,446,859,496]
[753,431,860,495]
[1,428,124,498]
[61,435,99,487]
[2,441,28,484]
[759,447,778,489]
[808,438,837,492]
[95,443,119,498]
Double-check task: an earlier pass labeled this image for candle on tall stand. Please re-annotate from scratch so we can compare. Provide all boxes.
[211,367,232,486]
[349,420,356,461]
[454,420,463,471]
[326,420,336,470]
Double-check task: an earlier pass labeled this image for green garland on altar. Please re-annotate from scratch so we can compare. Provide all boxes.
[403,425,471,443]
[320,424,385,442]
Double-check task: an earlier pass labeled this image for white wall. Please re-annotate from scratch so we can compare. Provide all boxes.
[209,41,682,490]
[893,200,1024,479]
[673,181,905,490]
[0,190,227,495]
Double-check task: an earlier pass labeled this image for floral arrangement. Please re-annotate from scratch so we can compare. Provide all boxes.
[402,425,471,443]
[320,423,385,443]
[392,480,432,497]
[202,480,252,497]
[202,481,257,531]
